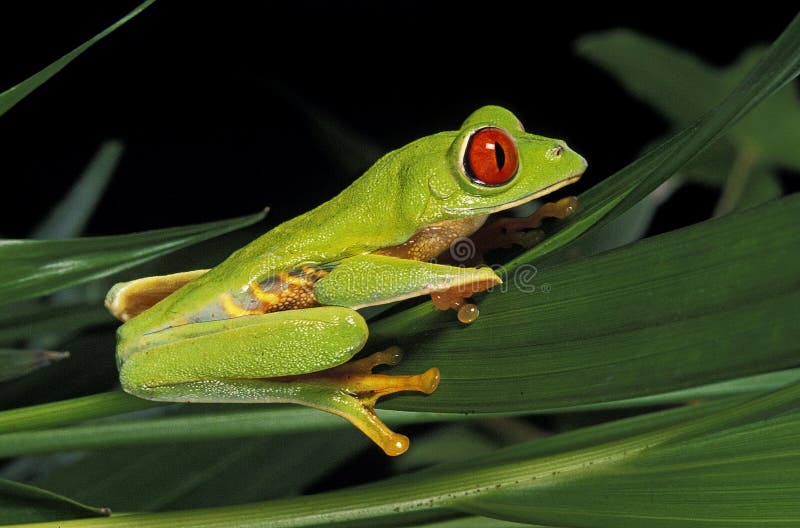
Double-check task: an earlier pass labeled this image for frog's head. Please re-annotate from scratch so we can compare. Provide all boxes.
[409,105,587,224]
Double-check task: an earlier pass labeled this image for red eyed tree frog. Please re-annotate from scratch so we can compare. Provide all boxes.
[105,106,587,455]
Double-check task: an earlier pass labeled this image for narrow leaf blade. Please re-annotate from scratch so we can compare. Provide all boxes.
[0,1,156,117]
[0,211,265,306]
[32,140,124,239]
[0,479,108,524]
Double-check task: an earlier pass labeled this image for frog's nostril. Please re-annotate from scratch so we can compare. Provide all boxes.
[546,145,564,159]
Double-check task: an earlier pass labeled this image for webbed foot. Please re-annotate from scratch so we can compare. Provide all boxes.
[471,196,579,251]
[284,347,440,456]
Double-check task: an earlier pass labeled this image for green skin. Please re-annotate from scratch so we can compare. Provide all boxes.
[109,105,587,453]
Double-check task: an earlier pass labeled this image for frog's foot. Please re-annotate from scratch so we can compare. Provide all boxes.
[106,269,210,321]
[293,347,440,456]
[430,276,498,324]
[472,196,579,251]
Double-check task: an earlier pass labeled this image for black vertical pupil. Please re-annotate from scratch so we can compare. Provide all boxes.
[494,141,506,170]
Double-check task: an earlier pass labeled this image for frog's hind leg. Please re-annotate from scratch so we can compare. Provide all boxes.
[121,306,439,456]
[140,348,439,456]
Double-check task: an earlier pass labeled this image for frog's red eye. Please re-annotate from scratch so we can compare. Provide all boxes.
[464,127,519,186]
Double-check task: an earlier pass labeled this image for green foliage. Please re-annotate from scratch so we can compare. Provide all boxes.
[0,6,798,528]
[0,212,265,307]
[0,0,156,118]
[576,29,800,215]
[0,479,107,524]
[31,141,124,240]
[374,195,800,412]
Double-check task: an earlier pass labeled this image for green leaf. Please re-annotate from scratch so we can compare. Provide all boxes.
[576,32,800,171]
[33,433,367,512]
[5,366,799,456]
[32,140,124,239]
[566,179,677,256]
[513,15,800,269]
[0,1,156,118]
[0,349,68,383]
[563,367,800,411]
[575,29,800,218]
[11,384,798,527]
[576,30,732,126]
[0,211,265,307]
[408,518,545,528]
[0,391,154,434]
[0,479,108,525]
[1,193,797,454]
[459,393,800,527]
[391,424,500,473]
[0,405,451,458]
[371,194,800,413]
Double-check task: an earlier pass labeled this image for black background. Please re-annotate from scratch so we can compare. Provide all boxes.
[1,2,797,239]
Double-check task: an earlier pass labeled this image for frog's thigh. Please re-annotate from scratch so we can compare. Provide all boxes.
[119,306,368,390]
[314,253,500,309]
[121,306,438,456]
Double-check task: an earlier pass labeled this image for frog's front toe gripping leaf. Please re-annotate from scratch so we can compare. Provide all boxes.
[291,347,441,456]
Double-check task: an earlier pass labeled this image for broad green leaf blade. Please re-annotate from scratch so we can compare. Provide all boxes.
[11,384,799,528]
[0,479,108,525]
[32,140,124,239]
[576,30,726,124]
[505,14,800,270]
[372,194,800,413]
[577,33,800,172]
[0,211,265,306]
[460,405,800,527]
[0,349,68,383]
[0,1,155,118]
[33,433,367,512]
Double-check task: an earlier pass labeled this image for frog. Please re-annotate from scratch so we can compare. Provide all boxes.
[105,105,587,455]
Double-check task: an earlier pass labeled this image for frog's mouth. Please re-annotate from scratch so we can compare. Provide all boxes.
[445,172,583,216]
[490,173,583,214]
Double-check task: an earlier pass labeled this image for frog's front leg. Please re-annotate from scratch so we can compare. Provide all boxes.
[425,199,578,320]
[312,253,502,323]
[471,196,580,252]
[118,307,438,456]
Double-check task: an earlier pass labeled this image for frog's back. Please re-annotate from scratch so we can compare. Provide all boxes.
[122,152,416,337]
